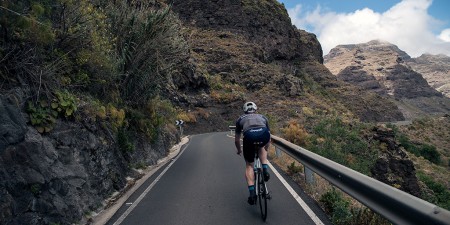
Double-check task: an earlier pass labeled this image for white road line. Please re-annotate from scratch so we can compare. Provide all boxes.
[113,143,190,225]
[268,163,325,225]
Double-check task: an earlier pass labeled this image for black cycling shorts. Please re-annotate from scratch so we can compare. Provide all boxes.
[243,127,270,163]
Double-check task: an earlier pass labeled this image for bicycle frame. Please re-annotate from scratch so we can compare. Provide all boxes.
[254,156,269,195]
[253,146,270,221]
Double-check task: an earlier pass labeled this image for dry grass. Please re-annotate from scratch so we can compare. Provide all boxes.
[177,111,197,123]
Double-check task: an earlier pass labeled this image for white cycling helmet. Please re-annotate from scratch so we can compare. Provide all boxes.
[243,102,257,113]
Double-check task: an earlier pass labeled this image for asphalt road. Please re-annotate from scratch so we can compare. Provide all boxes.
[106,132,331,225]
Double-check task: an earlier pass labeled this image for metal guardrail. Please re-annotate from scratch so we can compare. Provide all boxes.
[229,126,450,225]
[270,135,450,225]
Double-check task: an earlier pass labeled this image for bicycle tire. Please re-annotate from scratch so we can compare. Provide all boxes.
[258,170,268,221]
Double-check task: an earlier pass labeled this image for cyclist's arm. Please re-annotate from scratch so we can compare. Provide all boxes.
[264,115,271,151]
[235,120,242,154]
[263,115,270,132]
[235,134,242,154]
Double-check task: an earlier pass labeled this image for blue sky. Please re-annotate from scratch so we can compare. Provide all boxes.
[278,0,450,57]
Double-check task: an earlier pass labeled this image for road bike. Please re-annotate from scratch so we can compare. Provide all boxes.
[252,144,271,221]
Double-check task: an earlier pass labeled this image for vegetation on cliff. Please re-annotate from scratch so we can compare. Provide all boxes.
[1,0,188,224]
[0,0,188,140]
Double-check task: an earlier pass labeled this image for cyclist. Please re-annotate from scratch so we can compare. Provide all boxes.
[234,101,271,205]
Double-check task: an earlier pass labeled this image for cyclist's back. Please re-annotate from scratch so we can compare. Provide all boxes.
[235,113,270,160]
[236,112,269,138]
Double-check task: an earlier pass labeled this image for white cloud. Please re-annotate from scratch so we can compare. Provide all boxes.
[287,0,450,57]
[439,29,450,42]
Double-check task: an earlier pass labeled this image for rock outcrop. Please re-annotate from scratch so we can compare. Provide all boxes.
[0,89,177,225]
[172,0,323,63]
[370,125,421,197]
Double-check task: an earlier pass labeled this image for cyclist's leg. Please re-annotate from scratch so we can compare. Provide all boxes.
[243,138,255,185]
[258,147,270,182]
[243,137,257,204]
[245,161,257,205]
[258,128,270,165]
[259,129,271,181]
[258,147,268,165]
[245,161,254,186]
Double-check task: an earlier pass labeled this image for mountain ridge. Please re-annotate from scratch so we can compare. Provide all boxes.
[407,53,450,98]
[324,40,450,120]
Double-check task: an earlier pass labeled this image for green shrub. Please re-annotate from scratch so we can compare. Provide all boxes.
[420,144,441,164]
[398,134,418,154]
[332,199,353,225]
[2,1,55,45]
[117,128,134,153]
[398,134,441,164]
[27,100,58,133]
[320,188,352,225]
[320,188,391,225]
[52,90,78,118]
[106,2,189,105]
[350,207,390,225]
[287,161,302,175]
[306,117,377,175]
[26,90,78,133]
[127,109,156,140]
[125,97,176,141]
[417,172,450,210]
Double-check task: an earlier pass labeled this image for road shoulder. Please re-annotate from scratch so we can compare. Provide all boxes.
[90,136,190,225]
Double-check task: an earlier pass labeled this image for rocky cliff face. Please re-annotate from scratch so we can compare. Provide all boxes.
[324,40,450,119]
[172,0,322,63]
[406,54,450,98]
[0,88,177,225]
[170,0,404,129]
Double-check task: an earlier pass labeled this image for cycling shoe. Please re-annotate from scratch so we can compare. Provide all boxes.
[247,195,257,205]
[264,171,270,182]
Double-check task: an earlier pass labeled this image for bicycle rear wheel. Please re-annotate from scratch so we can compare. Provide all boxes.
[258,170,268,221]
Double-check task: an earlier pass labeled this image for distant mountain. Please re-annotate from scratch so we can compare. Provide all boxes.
[406,54,450,98]
[324,40,450,119]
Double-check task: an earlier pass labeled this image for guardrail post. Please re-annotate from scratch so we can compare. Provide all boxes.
[229,125,236,136]
[304,166,315,185]
[275,146,282,158]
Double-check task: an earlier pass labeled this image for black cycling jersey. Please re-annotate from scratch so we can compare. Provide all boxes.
[235,113,270,135]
